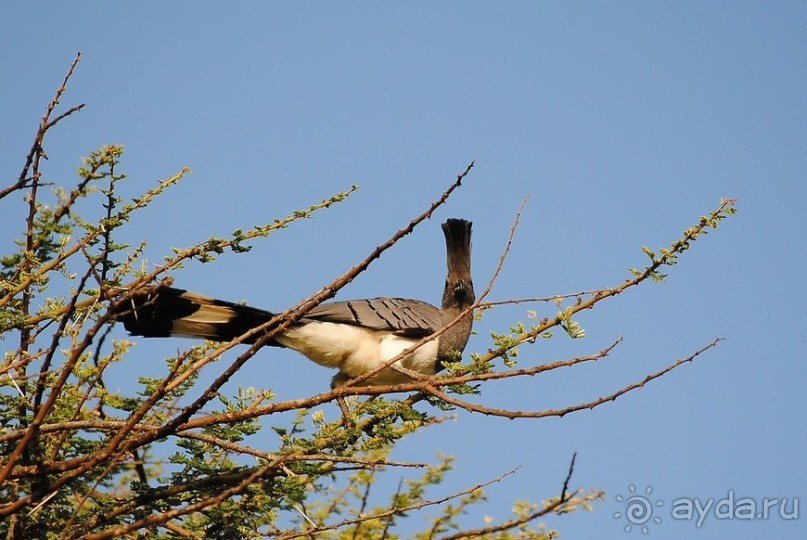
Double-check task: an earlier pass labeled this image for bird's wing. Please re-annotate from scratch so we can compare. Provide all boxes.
[306,298,442,337]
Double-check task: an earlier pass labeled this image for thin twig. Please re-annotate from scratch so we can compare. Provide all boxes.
[1,52,82,201]
[477,194,529,303]
[273,467,520,540]
[422,337,723,420]
[438,453,584,540]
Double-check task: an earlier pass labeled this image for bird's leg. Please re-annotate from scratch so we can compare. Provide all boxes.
[332,373,356,427]
[336,396,352,427]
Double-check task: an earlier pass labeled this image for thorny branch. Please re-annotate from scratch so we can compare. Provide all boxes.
[440,453,589,540]
[0,53,84,201]
[0,337,717,467]
[275,467,524,540]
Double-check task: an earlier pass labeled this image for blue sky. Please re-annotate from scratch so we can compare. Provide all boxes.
[3,3,806,538]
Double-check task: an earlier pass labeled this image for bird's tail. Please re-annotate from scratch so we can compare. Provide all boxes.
[114,286,277,344]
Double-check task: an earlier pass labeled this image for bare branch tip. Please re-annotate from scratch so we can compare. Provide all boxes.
[560,451,577,501]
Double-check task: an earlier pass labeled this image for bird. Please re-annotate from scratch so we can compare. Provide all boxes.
[114,219,475,389]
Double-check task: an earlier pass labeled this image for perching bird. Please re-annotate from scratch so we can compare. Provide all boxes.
[115,219,475,388]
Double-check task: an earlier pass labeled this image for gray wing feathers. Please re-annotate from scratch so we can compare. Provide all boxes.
[307,298,441,335]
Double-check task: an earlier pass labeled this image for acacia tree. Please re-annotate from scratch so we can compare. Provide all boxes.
[0,56,735,539]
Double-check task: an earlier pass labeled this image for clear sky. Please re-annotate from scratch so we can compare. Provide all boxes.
[3,3,806,538]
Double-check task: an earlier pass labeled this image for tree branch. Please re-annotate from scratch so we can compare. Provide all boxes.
[1,52,83,201]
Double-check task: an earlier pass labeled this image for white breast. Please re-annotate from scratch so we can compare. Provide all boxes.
[276,321,440,385]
